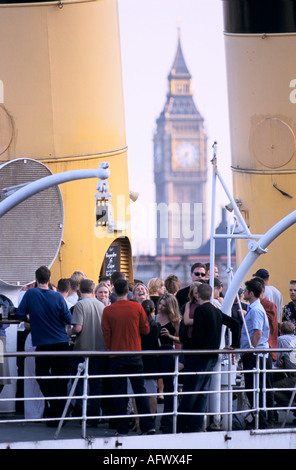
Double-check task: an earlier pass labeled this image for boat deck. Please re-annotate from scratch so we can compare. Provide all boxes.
[1,405,296,450]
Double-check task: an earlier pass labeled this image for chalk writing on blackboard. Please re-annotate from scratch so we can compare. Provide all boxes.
[105,245,119,276]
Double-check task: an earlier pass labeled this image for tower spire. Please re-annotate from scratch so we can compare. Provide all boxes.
[168,32,191,80]
[177,16,181,39]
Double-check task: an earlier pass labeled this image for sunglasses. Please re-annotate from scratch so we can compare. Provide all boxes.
[193,272,206,277]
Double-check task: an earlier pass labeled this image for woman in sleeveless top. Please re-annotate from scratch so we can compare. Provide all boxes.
[182,282,202,348]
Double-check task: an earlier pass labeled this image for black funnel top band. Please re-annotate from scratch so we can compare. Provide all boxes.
[223,0,296,34]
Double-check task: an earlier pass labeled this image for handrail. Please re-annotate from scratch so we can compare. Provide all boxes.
[0,348,296,442]
[1,347,294,357]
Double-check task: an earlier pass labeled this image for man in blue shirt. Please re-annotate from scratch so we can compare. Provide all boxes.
[16,265,72,426]
[241,282,270,350]
[240,277,273,429]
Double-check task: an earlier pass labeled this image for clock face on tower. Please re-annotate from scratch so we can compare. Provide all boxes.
[175,141,199,167]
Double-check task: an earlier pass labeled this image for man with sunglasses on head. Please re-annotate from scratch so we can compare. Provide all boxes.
[176,263,206,309]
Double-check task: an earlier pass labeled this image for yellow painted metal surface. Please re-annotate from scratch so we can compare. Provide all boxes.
[224,33,296,305]
[0,0,133,284]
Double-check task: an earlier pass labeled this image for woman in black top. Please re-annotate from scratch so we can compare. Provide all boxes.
[155,293,181,433]
[156,293,181,345]
[141,299,161,416]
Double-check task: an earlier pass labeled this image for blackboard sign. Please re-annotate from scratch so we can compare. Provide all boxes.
[105,244,119,277]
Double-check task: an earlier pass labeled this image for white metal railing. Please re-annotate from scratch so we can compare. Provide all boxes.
[1,348,296,441]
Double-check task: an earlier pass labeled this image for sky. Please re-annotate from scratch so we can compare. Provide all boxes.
[117,0,232,255]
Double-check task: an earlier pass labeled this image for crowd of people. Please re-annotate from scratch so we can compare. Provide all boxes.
[1,262,296,434]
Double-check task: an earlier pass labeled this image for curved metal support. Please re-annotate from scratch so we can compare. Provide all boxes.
[222,209,296,317]
[208,146,296,430]
[0,163,110,218]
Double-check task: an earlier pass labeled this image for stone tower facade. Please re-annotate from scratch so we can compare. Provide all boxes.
[154,36,208,256]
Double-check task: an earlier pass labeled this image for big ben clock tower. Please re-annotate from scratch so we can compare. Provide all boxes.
[154,34,208,257]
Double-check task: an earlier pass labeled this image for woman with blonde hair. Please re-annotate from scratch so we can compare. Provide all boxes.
[147,278,165,314]
[132,282,149,304]
[147,278,165,402]
[148,278,165,296]
[156,293,181,340]
[95,281,111,307]
[156,293,181,433]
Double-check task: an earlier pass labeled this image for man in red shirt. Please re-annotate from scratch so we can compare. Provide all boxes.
[253,276,278,361]
[260,290,278,361]
[101,278,155,435]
